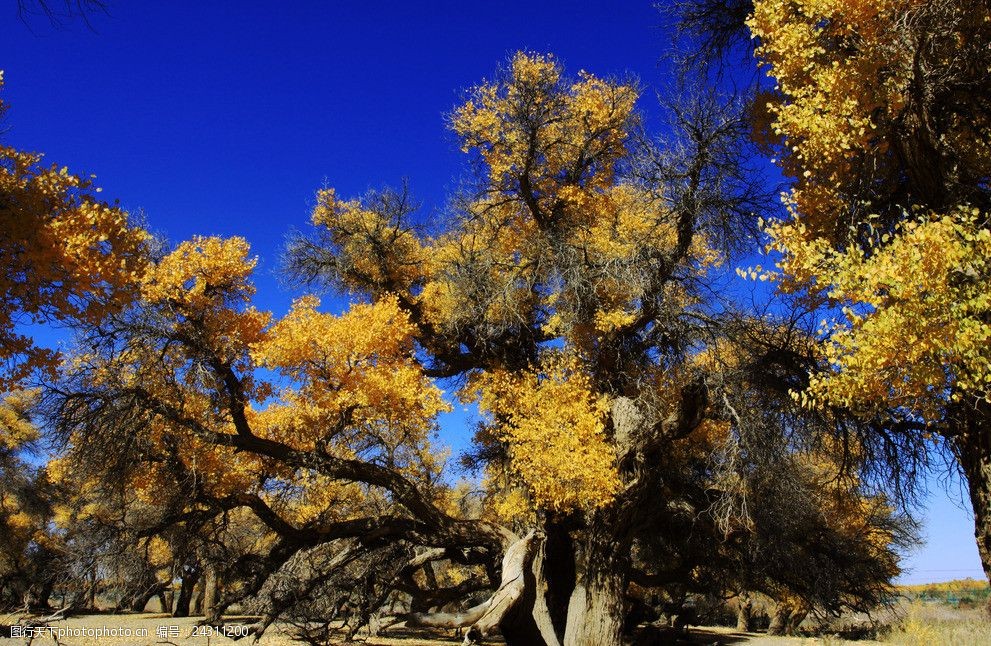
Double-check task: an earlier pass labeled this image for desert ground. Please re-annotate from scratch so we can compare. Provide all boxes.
[3,602,989,646]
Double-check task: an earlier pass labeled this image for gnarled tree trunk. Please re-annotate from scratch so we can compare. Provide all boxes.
[192,582,203,616]
[87,568,98,610]
[129,582,167,612]
[957,402,991,615]
[409,523,631,646]
[173,565,201,618]
[767,600,791,636]
[202,563,219,620]
[497,535,564,646]
[735,592,752,632]
[409,530,558,645]
[25,580,54,612]
[786,605,807,635]
[499,524,627,646]
[157,590,170,614]
[561,564,626,646]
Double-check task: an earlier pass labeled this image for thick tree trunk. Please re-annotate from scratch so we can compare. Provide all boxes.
[561,533,628,646]
[409,525,629,646]
[786,606,807,635]
[25,580,54,612]
[498,537,563,646]
[202,564,219,620]
[735,593,752,632]
[192,582,203,616]
[540,520,576,640]
[86,568,98,610]
[173,567,201,618]
[408,531,557,645]
[957,406,991,615]
[497,523,627,646]
[767,601,790,636]
[562,566,626,646]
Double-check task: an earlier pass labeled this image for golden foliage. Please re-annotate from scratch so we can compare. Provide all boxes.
[0,390,49,576]
[748,0,918,235]
[252,294,449,467]
[0,389,40,451]
[304,54,727,515]
[470,353,620,513]
[749,0,991,414]
[789,207,991,414]
[0,73,149,389]
[57,228,454,520]
[310,188,428,292]
[451,52,637,193]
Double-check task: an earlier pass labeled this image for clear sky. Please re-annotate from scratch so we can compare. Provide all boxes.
[1,0,982,585]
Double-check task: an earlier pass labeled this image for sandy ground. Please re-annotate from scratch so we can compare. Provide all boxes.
[6,599,987,645]
[2,613,466,646]
[9,609,991,646]
[0,613,892,646]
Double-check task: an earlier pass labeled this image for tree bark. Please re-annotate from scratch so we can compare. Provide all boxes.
[26,580,54,612]
[408,531,556,645]
[957,404,991,615]
[561,535,628,646]
[496,537,562,646]
[192,582,203,616]
[496,523,627,646]
[735,593,752,632]
[202,563,219,620]
[408,524,630,646]
[540,520,576,640]
[786,606,807,635]
[86,567,98,610]
[767,600,791,636]
[561,568,626,646]
[173,566,201,618]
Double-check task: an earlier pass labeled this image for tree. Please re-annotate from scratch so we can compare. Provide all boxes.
[51,230,515,629]
[0,75,146,611]
[629,322,913,633]
[744,0,991,596]
[0,74,148,391]
[731,439,910,634]
[49,53,907,644]
[287,52,778,644]
[0,390,61,610]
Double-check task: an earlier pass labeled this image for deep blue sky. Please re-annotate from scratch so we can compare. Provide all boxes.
[1,0,981,584]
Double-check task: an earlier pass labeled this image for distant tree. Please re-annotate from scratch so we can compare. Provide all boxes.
[631,325,914,632]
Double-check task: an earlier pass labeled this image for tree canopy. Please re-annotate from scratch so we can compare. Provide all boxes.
[32,52,915,644]
[0,74,148,391]
[746,0,991,591]
[9,0,983,640]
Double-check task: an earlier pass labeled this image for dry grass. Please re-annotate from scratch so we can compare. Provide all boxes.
[883,601,991,646]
